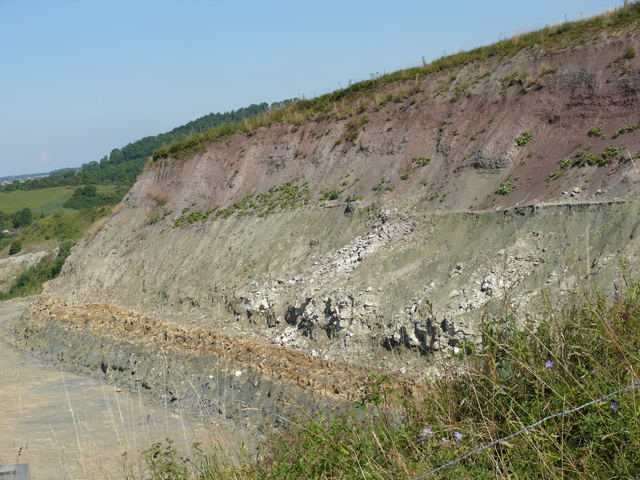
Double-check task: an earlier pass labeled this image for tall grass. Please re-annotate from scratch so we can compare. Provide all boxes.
[116,275,640,478]
[153,2,640,163]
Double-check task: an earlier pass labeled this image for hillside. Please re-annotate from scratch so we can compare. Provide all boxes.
[12,5,640,470]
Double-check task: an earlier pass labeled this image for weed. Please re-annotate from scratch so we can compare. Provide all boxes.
[412,156,431,167]
[625,45,636,58]
[496,181,512,195]
[588,126,603,137]
[515,131,533,147]
[344,114,369,142]
[401,173,411,180]
[612,123,639,139]
[471,133,477,141]
[321,189,341,201]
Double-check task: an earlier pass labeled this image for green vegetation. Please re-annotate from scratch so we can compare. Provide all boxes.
[547,144,628,181]
[496,181,512,195]
[170,181,312,227]
[9,240,21,255]
[515,131,532,147]
[401,172,411,180]
[10,206,114,246]
[412,156,431,166]
[1,240,75,299]
[320,189,341,201]
[0,185,121,216]
[471,133,477,141]
[572,144,625,167]
[625,45,636,59]
[343,114,369,143]
[612,123,639,139]
[150,3,640,163]
[588,126,603,137]
[345,195,363,202]
[62,185,126,210]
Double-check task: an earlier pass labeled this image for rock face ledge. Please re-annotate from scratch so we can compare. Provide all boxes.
[15,34,640,426]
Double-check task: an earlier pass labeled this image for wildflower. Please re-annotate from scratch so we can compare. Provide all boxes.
[545,360,554,369]
[421,427,433,443]
[454,431,463,442]
[611,401,618,410]
[441,437,448,444]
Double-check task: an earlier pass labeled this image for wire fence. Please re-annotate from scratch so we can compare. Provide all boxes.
[411,380,640,479]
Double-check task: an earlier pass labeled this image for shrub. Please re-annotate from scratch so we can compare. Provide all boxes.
[588,126,603,137]
[625,45,636,59]
[496,181,512,195]
[9,240,21,255]
[412,156,431,166]
[515,131,532,147]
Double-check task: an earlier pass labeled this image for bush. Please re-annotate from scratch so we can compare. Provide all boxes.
[1,240,75,299]
[625,45,636,59]
[515,131,532,147]
[9,240,21,255]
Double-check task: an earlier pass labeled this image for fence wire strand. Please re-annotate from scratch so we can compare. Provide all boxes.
[411,380,640,479]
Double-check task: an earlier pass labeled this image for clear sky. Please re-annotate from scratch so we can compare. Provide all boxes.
[0,0,624,177]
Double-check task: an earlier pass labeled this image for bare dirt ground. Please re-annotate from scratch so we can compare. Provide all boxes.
[0,297,246,479]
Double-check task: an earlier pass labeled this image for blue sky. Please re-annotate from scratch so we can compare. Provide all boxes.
[0,0,624,177]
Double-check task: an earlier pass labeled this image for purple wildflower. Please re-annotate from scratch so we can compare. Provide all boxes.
[611,401,618,410]
[545,360,554,369]
[441,437,448,444]
[454,431,463,442]
[421,428,432,443]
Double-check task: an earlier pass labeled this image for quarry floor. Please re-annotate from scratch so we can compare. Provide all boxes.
[0,296,246,480]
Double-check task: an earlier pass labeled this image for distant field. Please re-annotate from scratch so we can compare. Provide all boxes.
[0,185,119,215]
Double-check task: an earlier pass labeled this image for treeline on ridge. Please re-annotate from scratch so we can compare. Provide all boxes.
[3,100,294,193]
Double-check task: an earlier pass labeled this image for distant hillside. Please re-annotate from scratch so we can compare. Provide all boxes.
[81,99,296,183]
[3,99,295,191]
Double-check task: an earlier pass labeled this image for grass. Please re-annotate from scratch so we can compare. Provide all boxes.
[0,185,120,216]
[5,205,115,249]
[109,276,640,479]
[152,2,640,163]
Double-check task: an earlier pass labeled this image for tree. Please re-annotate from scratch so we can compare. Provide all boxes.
[12,208,33,228]
[9,240,22,255]
[110,148,124,164]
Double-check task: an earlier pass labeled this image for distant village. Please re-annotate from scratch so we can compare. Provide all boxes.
[0,174,50,187]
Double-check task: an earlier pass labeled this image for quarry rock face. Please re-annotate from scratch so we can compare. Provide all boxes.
[14,33,640,431]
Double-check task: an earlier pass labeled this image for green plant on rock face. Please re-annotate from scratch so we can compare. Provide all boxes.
[344,114,369,143]
[588,126,603,137]
[612,123,639,139]
[625,45,636,59]
[321,189,340,201]
[345,195,363,202]
[515,131,533,147]
[412,156,431,166]
[496,181,512,195]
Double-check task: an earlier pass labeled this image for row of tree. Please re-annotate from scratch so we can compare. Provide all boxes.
[4,99,294,195]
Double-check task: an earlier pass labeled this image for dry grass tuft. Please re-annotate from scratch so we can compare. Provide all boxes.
[147,188,169,205]
[85,216,111,241]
